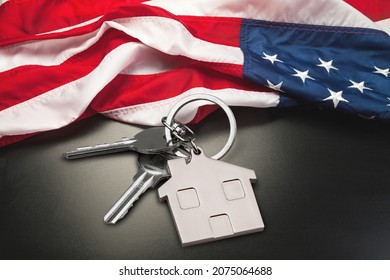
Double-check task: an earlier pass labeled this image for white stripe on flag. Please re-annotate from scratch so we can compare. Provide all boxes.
[376,18,390,35]
[145,0,382,30]
[0,42,137,137]
[36,16,104,35]
[119,44,193,75]
[117,16,243,64]
[102,87,280,125]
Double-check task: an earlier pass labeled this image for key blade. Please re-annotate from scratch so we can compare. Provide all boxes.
[104,171,164,224]
[64,138,137,159]
[103,153,172,224]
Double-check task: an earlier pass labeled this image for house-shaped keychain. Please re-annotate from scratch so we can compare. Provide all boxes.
[158,149,264,246]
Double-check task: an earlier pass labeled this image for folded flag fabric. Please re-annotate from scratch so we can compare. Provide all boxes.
[0,0,389,147]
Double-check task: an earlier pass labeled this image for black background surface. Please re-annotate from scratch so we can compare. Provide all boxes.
[1,107,389,259]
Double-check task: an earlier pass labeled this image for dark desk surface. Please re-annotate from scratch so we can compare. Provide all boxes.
[1,107,389,260]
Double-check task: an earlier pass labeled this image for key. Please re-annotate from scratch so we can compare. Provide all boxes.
[64,127,179,160]
[104,153,171,224]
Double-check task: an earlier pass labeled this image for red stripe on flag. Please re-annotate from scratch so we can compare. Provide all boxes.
[345,0,390,21]
[0,0,107,40]
[0,1,172,46]
[179,16,242,47]
[0,29,138,111]
[0,1,243,50]
[91,64,264,113]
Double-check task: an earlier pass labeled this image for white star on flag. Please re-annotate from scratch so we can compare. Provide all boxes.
[292,69,315,83]
[387,98,390,107]
[266,80,284,92]
[262,52,284,64]
[323,89,349,108]
[373,66,389,77]
[317,58,339,73]
[348,80,372,93]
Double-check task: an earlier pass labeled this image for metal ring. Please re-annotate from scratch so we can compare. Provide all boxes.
[164,94,237,160]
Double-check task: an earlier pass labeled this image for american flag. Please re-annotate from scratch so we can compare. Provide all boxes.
[0,0,389,147]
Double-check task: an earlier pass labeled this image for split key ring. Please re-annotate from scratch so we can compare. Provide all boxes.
[163,94,237,160]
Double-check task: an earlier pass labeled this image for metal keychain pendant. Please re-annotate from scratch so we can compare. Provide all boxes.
[159,94,264,246]
[158,148,264,246]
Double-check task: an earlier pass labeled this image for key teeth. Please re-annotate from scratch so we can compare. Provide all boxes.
[103,161,170,225]
[103,200,137,224]
[106,179,153,224]
[118,208,129,220]
[104,209,125,224]
[104,206,131,225]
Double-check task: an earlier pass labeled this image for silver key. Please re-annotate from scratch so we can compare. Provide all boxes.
[64,127,178,160]
[104,153,171,224]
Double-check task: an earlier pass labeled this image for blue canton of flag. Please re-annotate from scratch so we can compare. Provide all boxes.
[241,19,390,120]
